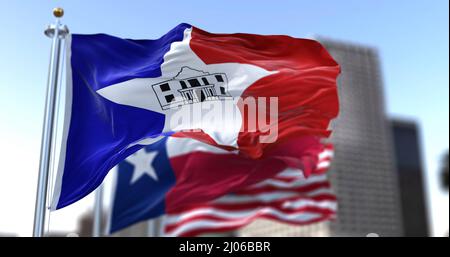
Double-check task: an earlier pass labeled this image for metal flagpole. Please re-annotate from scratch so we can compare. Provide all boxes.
[148,217,164,237]
[93,184,104,237]
[147,220,155,237]
[157,216,165,237]
[33,7,69,237]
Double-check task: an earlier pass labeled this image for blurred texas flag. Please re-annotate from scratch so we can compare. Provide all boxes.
[51,23,340,210]
[109,136,336,236]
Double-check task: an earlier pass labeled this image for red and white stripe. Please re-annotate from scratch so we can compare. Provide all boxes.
[163,144,336,237]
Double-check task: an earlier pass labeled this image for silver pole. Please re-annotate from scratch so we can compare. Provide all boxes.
[157,216,165,237]
[147,220,155,237]
[93,184,104,237]
[148,217,164,237]
[33,8,69,237]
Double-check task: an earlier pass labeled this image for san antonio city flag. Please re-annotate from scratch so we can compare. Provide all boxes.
[51,23,340,210]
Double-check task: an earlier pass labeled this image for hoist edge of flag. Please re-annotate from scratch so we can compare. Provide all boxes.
[51,24,191,210]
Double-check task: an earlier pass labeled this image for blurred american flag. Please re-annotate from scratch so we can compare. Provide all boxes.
[164,144,336,237]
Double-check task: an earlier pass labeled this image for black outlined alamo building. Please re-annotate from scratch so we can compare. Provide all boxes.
[152,67,232,110]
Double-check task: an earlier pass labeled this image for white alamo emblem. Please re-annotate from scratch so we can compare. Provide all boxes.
[151,66,232,110]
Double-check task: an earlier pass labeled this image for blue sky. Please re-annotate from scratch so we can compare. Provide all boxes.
[0,0,448,236]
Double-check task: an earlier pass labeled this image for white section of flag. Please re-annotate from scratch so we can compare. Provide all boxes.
[96,28,276,148]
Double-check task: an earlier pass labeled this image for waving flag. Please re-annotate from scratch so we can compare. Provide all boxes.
[52,23,340,210]
[164,145,335,237]
[108,136,334,234]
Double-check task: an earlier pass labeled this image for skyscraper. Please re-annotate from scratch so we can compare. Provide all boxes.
[324,39,403,237]
[239,38,404,237]
[391,119,429,236]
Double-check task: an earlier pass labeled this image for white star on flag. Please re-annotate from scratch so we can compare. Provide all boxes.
[96,27,276,148]
[125,150,159,184]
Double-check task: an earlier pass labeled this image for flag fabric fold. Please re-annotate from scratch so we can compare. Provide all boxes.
[52,23,339,210]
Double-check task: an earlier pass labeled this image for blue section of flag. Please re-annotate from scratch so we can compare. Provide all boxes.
[109,138,175,233]
[55,23,191,209]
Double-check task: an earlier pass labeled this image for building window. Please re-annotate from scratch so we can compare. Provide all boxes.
[215,75,224,82]
[202,77,209,85]
[165,94,175,103]
[220,86,226,95]
[180,81,187,89]
[188,79,201,87]
[200,91,206,102]
[160,83,170,92]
